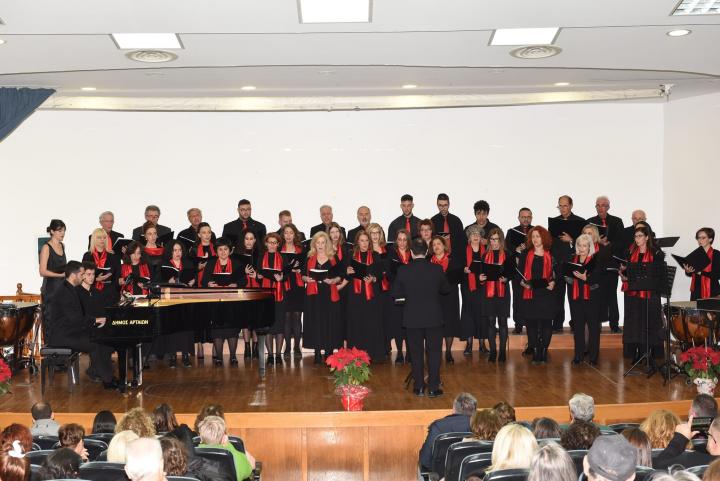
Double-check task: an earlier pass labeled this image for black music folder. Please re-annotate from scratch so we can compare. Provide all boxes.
[481,262,504,281]
[351,259,376,279]
[160,265,195,284]
[95,266,113,283]
[656,236,680,249]
[469,260,483,274]
[177,235,197,249]
[236,253,255,270]
[672,247,711,272]
[548,217,585,239]
[281,252,303,269]
[562,257,597,277]
[588,222,608,238]
[113,237,133,251]
[211,272,233,287]
[515,267,549,289]
[506,228,527,249]
[259,268,282,280]
[157,231,174,246]
[308,269,329,281]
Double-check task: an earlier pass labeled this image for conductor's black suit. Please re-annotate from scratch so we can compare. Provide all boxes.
[392,258,451,392]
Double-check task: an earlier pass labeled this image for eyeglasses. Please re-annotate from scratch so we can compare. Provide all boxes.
[489,237,500,241]
[557,205,570,209]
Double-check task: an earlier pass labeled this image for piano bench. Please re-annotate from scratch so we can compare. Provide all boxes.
[40,347,80,395]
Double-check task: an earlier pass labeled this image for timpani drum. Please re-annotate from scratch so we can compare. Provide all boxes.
[668,301,719,347]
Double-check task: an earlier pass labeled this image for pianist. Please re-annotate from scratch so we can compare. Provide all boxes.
[48,261,119,390]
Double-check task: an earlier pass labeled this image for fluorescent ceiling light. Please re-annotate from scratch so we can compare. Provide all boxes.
[672,0,720,15]
[490,27,560,46]
[81,87,97,91]
[111,33,183,50]
[554,82,570,86]
[241,86,257,91]
[401,84,418,89]
[667,28,692,36]
[298,0,371,23]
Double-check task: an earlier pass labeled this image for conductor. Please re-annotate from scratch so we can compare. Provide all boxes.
[392,238,452,397]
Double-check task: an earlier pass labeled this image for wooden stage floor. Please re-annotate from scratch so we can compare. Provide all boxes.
[1,332,695,415]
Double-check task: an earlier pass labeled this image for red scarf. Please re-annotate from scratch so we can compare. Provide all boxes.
[353,251,374,300]
[484,249,506,298]
[120,263,150,295]
[283,244,304,289]
[571,254,592,300]
[335,243,344,261]
[92,249,108,291]
[431,252,450,272]
[145,245,164,257]
[396,248,410,265]
[466,245,484,292]
[522,250,552,299]
[623,247,654,298]
[261,252,284,301]
[691,248,714,298]
[379,246,390,291]
[196,243,215,286]
[306,256,340,302]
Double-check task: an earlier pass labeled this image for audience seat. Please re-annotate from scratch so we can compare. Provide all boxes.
[457,452,493,481]
[32,435,59,450]
[26,449,54,466]
[79,462,130,481]
[52,438,108,461]
[167,477,201,481]
[634,466,657,481]
[566,449,589,476]
[442,441,494,481]
[537,438,561,446]
[30,464,41,481]
[608,423,639,433]
[32,442,41,451]
[87,433,115,444]
[40,347,80,394]
[192,435,246,453]
[96,449,107,461]
[483,468,530,481]
[195,447,238,481]
[687,465,709,477]
[429,432,472,479]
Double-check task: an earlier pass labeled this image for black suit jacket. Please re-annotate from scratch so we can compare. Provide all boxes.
[132,224,171,241]
[347,225,367,245]
[419,413,471,469]
[178,226,217,246]
[392,258,451,329]
[654,432,717,469]
[87,230,124,251]
[550,213,586,259]
[222,218,267,246]
[310,223,346,238]
[586,214,624,245]
[431,213,466,253]
[49,281,94,344]
[388,214,421,242]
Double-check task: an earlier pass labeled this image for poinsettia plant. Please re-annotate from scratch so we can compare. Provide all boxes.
[0,358,12,394]
[326,347,371,387]
[678,346,720,380]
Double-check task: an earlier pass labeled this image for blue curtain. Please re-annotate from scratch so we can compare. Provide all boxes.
[0,87,55,143]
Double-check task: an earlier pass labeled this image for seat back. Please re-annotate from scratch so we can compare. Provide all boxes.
[483,468,530,481]
[651,448,664,460]
[457,452,492,481]
[87,433,115,444]
[537,438,560,446]
[32,442,41,451]
[687,465,709,477]
[79,461,130,481]
[608,423,640,434]
[430,432,472,478]
[566,450,589,477]
[634,466,656,481]
[52,438,108,461]
[32,435,59,450]
[96,450,108,461]
[599,429,618,436]
[444,441,493,481]
[192,435,245,453]
[167,477,201,481]
[195,447,238,481]
[26,450,54,466]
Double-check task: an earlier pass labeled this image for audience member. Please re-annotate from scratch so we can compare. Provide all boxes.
[493,401,516,427]
[487,423,538,473]
[159,437,188,476]
[1,424,33,453]
[560,420,600,451]
[528,443,576,481]
[30,402,60,437]
[704,457,720,481]
[107,430,140,463]
[116,407,157,438]
[153,404,180,434]
[691,394,719,419]
[464,409,503,442]
[532,417,562,440]
[565,393,610,430]
[621,427,652,467]
[654,416,720,469]
[583,435,636,481]
[124,438,166,481]
[0,440,30,481]
[39,448,82,480]
[650,472,702,481]
[58,423,88,461]
[641,409,681,448]
[419,392,477,469]
[92,410,117,434]
[194,404,225,434]
[197,416,254,481]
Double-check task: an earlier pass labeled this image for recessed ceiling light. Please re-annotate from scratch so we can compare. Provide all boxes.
[298,0,371,23]
[111,33,183,50]
[240,86,256,91]
[671,0,720,15]
[402,84,418,89]
[0,39,5,46]
[81,87,97,91]
[667,28,692,36]
[554,82,570,87]
[490,27,560,46]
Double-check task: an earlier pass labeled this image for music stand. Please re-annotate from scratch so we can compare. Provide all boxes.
[623,261,666,378]
[659,265,683,384]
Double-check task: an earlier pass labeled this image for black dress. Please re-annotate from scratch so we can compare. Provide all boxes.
[345,251,385,360]
[431,254,462,338]
[257,252,287,335]
[386,248,412,344]
[303,256,344,352]
[460,246,485,339]
[622,247,665,356]
[280,247,306,313]
[518,251,557,321]
[480,249,514,319]
[40,241,67,329]
[689,247,720,300]
[565,253,604,362]
[201,258,247,339]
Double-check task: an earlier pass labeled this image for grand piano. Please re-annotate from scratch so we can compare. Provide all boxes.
[93,286,275,390]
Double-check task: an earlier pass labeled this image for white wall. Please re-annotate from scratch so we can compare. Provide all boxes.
[664,92,720,300]
[0,103,664,293]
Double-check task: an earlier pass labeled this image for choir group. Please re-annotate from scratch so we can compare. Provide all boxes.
[38,193,720,375]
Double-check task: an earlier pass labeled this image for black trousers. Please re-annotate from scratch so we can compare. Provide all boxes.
[52,334,114,383]
[570,300,601,362]
[553,282,568,330]
[525,319,553,349]
[604,273,620,329]
[406,326,443,391]
[511,280,525,329]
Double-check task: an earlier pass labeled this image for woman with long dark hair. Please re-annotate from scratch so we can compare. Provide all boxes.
[280,223,306,359]
[39,219,67,327]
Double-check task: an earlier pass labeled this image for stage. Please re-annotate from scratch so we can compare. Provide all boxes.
[0,331,700,481]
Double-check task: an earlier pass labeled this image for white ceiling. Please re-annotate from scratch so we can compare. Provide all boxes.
[0,0,719,108]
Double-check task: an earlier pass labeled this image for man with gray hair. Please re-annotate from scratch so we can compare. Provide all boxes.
[88,211,125,252]
[310,204,346,238]
[124,438,165,481]
[132,205,172,241]
[564,393,610,430]
[347,206,372,244]
[418,392,477,470]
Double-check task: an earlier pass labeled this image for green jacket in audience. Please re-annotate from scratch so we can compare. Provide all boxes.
[199,442,253,481]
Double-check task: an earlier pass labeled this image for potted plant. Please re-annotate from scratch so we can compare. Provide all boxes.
[0,358,12,394]
[678,346,720,395]
[326,347,371,411]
